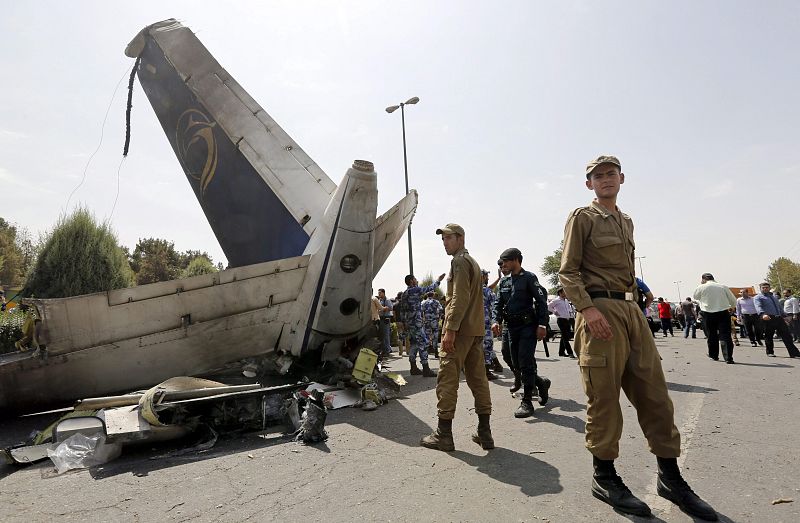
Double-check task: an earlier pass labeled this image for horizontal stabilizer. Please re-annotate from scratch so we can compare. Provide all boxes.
[372,190,418,276]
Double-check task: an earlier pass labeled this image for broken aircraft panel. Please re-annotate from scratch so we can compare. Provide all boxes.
[0,19,417,416]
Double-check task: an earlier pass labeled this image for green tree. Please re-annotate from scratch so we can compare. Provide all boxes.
[420,272,445,299]
[181,255,218,278]
[129,238,182,285]
[0,218,24,286]
[179,249,213,270]
[540,241,563,291]
[766,257,800,293]
[23,207,134,298]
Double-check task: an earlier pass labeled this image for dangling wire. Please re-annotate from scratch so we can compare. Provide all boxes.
[123,56,141,157]
[63,64,132,214]
[109,56,141,221]
[108,155,127,221]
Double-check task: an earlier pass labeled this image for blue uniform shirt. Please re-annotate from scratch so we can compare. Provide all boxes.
[493,269,548,327]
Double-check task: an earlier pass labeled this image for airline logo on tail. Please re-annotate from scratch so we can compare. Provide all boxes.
[176,109,219,196]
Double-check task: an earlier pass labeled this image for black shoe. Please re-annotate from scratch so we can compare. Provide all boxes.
[757,340,763,346]
[591,472,651,517]
[708,356,719,361]
[537,378,551,406]
[490,357,504,373]
[657,474,718,521]
[510,372,522,394]
[514,399,535,418]
[726,359,735,364]
[767,353,776,358]
[751,342,757,347]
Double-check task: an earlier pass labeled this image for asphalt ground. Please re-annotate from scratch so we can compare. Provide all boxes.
[1,334,799,522]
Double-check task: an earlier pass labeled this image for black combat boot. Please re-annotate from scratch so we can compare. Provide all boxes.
[491,357,504,373]
[421,362,437,377]
[514,387,535,418]
[536,376,551,406]
[470,413,494,450]
[591,456,652,517]
[485,364,498,380]
[420,418,454,452]
[656,457,718,521]
[410,361,422,375]
[509,370,522,394]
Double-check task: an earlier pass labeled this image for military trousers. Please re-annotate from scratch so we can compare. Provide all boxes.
[436,334,492,420]
[508,323,540,397]
[501,327,514,370]
[575,298,681,460]
[483,327,496,364]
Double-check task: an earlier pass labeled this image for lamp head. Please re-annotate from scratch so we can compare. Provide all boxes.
[405,96,420,105]
[385,105,400,113]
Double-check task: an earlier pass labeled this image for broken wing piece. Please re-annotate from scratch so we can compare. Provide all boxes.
[126,19,336,267]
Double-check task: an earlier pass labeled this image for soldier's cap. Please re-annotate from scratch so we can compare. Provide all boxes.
[585,155,621,179]
[498,247,522,261]
[435,223,464,236]
[481,269,489,275]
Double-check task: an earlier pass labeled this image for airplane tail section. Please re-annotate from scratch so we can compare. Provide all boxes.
[125,19,336,267]
[372,191,418,276]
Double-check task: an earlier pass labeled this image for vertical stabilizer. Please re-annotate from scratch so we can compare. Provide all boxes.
[126,20,336,267]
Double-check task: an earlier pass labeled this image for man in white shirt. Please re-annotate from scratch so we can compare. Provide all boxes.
[692,273,737,363]
[548,289,576,358]
[783,289,800,342]
[736,289,763,347]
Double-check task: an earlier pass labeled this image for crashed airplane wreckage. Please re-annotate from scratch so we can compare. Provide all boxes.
[0,19,416,416]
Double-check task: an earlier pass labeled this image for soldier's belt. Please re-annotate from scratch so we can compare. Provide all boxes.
[588,290,636,301]
[504,310,536,327]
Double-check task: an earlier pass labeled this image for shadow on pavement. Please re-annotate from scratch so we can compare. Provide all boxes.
[88,429,312,480]
[730,362,792,368]
[666,382,719,394]
[524,398,587,433]
[329,398,432,448]
[450,446,563,497]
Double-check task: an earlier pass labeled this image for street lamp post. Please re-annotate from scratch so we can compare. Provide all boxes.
[674,280,683,302]
[635,256,646,281]
[385,96,420,275]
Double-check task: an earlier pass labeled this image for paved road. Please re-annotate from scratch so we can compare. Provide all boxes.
[1,335,799,522]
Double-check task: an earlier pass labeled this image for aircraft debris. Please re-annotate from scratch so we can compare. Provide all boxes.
[0,18,417,417]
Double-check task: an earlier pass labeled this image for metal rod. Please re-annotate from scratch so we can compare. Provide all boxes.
[400,103,413,274]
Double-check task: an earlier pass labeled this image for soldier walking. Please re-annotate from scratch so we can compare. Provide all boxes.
[421,224,493,452]
[402,274,445,377]
[421,292,444,358]
[491,248,551,418]
[559,155,718,520]
[481,269,501,379]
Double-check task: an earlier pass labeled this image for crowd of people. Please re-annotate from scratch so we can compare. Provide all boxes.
[371,155,731,521]
[632,277,800,364]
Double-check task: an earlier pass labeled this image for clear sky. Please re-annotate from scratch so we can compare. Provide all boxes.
[2,1,799,302]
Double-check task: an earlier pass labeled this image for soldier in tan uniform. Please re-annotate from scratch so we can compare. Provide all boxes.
[559,156,718,521]
[421,223,493,452]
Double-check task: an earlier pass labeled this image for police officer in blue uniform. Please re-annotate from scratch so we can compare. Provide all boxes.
[491,248,551,418]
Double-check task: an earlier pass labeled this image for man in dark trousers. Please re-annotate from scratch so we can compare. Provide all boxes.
[491,248,551,418]
[548,288,576,358]
[754,282,800,358]
[559,155,717,520]
[693,273,737,363]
